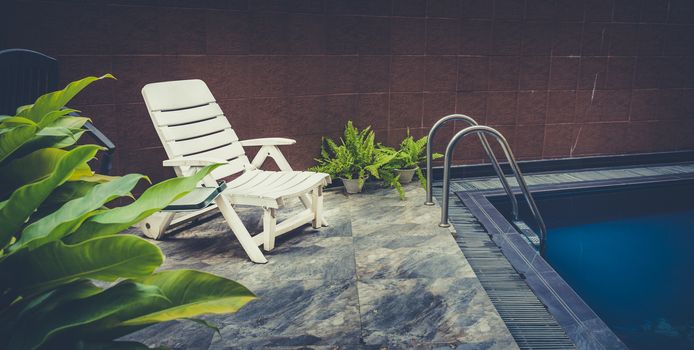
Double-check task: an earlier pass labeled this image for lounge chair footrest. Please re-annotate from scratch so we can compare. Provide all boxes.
[162,182,227,212]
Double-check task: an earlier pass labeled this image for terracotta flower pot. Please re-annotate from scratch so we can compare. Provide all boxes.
[395,168,417,184]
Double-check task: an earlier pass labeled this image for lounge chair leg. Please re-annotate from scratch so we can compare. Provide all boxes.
[301,193,329,227]
[140,212,175,240]
[215,195,268,264]
[311,186,324,229]
[263,208,277,251]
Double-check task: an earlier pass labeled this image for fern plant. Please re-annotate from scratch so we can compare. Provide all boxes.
[310,121,394,190]
[382,130,443,188]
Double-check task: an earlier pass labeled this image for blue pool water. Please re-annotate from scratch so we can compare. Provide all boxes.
[545,209,694,350]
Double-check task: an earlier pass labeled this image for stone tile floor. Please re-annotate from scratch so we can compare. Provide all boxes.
[124,182,517,350]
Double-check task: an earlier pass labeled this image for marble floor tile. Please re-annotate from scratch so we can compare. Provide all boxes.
[357,278,518,349]
[354,233,474,279]
[207,279,361,350]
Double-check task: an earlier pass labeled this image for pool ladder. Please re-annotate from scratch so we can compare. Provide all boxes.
[425,114,548,253]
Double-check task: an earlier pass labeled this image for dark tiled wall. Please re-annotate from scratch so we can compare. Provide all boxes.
[3,0,694,182]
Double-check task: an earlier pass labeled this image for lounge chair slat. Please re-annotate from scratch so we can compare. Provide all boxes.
[169,129,240,156]
[152,102,224,126]
[161,116,232,141]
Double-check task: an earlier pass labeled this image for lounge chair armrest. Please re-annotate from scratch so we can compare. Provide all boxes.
[163,157,229,167]
[240,138,296,147]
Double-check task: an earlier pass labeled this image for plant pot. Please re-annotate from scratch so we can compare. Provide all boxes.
[395,168,417,184]
[341,177,365,194]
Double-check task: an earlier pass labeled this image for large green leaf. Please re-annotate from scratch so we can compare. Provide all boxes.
[0,145,100,248]
[0,235,163,297]
[12,126,88,160]
[37,109,79,128]
[14,280,103,323]
[10,174,148,253]
[7,281,169,350]
[42,176,113,208]
[68,164,222,242]
[17,74,115,123]
[122,269,255,326]
[0,280,103,345]
[0,124,38,163]
[0,116,38,127]
[0,148,94,198]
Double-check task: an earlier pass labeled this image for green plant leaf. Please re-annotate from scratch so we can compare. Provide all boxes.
[10,174,148,253]
[14,280,103,323]
[121,269,255,325]
[39,177,111,212]
[0,148,94,199]
[0,235,164,297]
[37,109,79,128]
[67,164,221,243]
[0,145,100,248]
[17,74,115,123]
[0,124,38,164]
[7,281,169,350]
[0,116,38,127]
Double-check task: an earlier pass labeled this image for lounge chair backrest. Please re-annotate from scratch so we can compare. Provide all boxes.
[142,79,250,179]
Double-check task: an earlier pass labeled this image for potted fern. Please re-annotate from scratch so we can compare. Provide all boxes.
[387,131,442,185]
[310,121,391,194]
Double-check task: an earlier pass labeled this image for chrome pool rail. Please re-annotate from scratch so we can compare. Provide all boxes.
[438,125,548,253]
[425,114,519,221]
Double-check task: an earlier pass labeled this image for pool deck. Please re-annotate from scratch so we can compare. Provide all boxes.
[125,182,518,350]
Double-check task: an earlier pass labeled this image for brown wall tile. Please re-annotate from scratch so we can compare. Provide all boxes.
[425,56,458,92]
[491,21,523,56]
[325,15,359,54]
[515,124,545,158]
[391,56,425,92]
[517,91,548,125]
[422,92,456,126]
[552,22,583,56]
[522,22,553,56]
[460,20,492,55]
[578,57,607,90]
[460,0,493,19]
[391,18,426,54]
[206,11,250,54]
[427,0,460,18]
[456,92,488,120]
[519,56,550,90]
[458,57,489,91]
[427,19,460,55]
[358,16,391,54]
[549,57,580,90]
[358,56,391,93]
[389,93,423,129]
[486,92,517,125]
[489,56,520,91]
[547,91,577,123]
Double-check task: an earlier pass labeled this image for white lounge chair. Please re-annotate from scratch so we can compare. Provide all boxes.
[139,79,331,263]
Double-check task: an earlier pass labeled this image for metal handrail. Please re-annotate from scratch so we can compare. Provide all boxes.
[439,125,548,253]
[425,114,519,220]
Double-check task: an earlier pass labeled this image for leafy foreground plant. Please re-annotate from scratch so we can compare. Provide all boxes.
[309,121,395,193]
[0,75,254,350]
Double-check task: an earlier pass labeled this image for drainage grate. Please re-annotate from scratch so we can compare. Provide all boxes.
[434,183,576,350]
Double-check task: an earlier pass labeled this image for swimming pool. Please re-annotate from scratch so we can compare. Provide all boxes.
[459,176,694,349]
